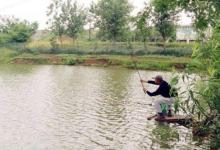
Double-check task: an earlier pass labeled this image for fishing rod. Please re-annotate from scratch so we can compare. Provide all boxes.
[131,54,146,93]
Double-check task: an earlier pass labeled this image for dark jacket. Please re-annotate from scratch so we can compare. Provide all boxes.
[147,80,173,98]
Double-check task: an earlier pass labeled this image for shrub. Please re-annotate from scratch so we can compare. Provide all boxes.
[0,48,19,63]
[0,17,38,44]
[63,57,76,65]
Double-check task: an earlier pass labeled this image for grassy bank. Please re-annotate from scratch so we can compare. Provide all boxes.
[10,53,190,71]
[0,41,193,71]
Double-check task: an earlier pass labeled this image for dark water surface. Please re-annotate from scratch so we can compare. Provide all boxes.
[0,65,207,150]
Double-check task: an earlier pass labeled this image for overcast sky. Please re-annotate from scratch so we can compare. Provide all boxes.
[0,0,192,29]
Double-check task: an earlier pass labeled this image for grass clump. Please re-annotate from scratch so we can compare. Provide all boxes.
[62,57,77,65]
[0,48,19,63]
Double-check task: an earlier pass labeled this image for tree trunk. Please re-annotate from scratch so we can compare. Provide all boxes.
[88,24,92,41]
[112,36,116,51]
[76,40,79,50]
[143,38,147,50]
[72,38,76,49]
[59,35,63,45]
[163,38,166,51]
[112,40,116,51]
[89,29,91,41]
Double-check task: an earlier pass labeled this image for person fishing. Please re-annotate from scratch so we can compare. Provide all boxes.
[140,75,175,119]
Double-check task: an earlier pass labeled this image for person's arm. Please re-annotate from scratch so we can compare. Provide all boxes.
[146,85,162,97]
[147,80,157,85]
[140,80,157,84]
[140,79,148,83]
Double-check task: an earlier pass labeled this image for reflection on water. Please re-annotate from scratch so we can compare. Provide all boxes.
[152,124,179,149]
[0,65,206,150]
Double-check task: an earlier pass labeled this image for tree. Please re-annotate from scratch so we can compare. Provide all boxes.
[0,17,38,43]
[87,12,95,41]
[61,0,87,43]
[91,0,132,42]
[47,0,65,44]
[136,6,152,49]
[47,0,86,44]
[171,1,220,149]
[178,0,220,39]
[151,0,177,50]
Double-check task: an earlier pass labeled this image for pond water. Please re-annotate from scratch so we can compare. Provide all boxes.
[0,65,206,150]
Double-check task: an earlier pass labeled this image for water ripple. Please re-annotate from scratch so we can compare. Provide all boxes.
[0,65,208,150]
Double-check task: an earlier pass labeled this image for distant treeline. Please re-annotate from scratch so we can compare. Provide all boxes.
[0,0,183,51]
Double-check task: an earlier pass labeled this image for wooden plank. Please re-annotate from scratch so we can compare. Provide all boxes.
[147,114,157,121]
[155,115,192,124]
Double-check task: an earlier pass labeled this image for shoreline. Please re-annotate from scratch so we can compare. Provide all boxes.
[8,54,190,71]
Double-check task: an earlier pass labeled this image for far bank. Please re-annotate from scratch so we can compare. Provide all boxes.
[10,54,190,71]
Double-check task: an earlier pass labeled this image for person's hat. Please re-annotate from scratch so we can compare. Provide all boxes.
[153,75,163,81]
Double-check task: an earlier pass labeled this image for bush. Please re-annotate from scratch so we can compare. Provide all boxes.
[0,17,38,44]
[0,34,11,44]
[0,48,19,63]
[63,57,76,65]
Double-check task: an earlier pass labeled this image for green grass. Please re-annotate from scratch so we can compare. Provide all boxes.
[0,40,193,71]
[11,53,190,71]
[26,40,193,57]
[0,48,19,63]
